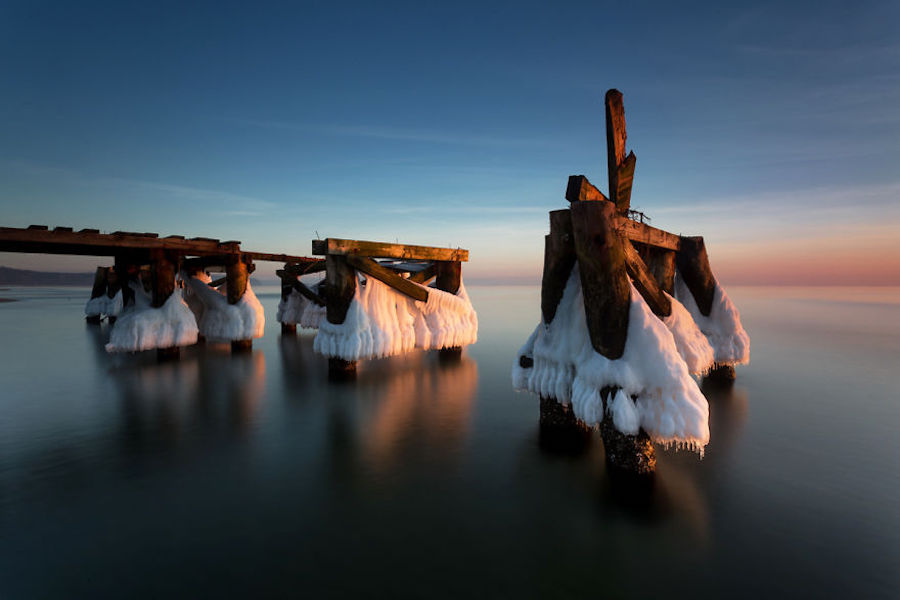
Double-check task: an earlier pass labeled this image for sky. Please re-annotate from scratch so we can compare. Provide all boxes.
[1,0,898,284]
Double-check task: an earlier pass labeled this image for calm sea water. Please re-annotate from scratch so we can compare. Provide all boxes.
[0,285,897,598]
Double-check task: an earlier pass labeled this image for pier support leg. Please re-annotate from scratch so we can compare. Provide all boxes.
[706,364,736,383]
[151,250,180,361]
[324,255,358,379]
[85,266,108,324]
[598,389,656,476]
[676,236,717,316]
[646,248,676,296]
[541,209,576,325]
[106,266,121,324]
[538,396,591,454]
[281,323,297,335]
[226,255,252,352]
[279,268,297,335]
[328,357,357,381]
[571,199,631,359]
[435,260,463,360]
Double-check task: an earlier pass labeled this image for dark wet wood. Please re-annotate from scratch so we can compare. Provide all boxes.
[325,255,356,325]
[89,267,107,299]
[225,257,249,305]
[541,209,576,324]
[434,261,461,295]
[150,251,177,308]
[645,247,676,295]
[570,200,630,359]
[622,238,671,317]
[676,236,717,316]
[346,255,429,302]
[615,151,636,212]
[313,238,468,262]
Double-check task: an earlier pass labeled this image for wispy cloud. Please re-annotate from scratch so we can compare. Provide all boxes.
[228,117,551,148]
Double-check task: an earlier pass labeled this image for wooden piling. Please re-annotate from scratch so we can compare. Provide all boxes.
[226,255,252,351]
[150,250,180,361]
[85,267,107,323]
[541,209,576,325]
[325,254,358,377]
[598,388,656,475]
[435,260,463,360]
[571,200,631,359]
[676,236,716,316]
[278,268,297,335]
[115,255,136,308]
[605,89,636,214]
[645,248,676,295]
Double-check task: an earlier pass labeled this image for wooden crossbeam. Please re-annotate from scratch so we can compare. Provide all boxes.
[564,176,681,251]
[243,251,322,264]
[621,238,671,317]
[313,238,468,262]
[409,263,436,284]
[345,255,429,302]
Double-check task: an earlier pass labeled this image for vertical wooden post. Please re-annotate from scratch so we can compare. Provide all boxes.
[106,266,121,324]
[541,209,576,325]
[646,248,676,296]
[435,260,463,361]
[326,254,357,379]
[114,255,136,309]
[570,199,631,359]
[676,236,716,316]
[279,267,297,335]
[151,250,180,361]
[605,89,636,214]
[86,267,107,323]
[227,254,252,353]
[598,387,656,476]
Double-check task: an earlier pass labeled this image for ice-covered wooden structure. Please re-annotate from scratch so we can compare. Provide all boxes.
[276,237,476,379]
[0,225,322,359]
[513,89,749,475]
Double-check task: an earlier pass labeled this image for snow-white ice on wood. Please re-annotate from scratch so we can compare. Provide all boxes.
[277,280,325,329]
[84,290,123,317]
[185,277,265,342]
[674,273,750,367]
[513,269,710,452]
[105,292,199,352]
[313,275,478,361]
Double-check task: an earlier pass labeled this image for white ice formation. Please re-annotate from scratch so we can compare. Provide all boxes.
[185,277,265,342]
[662,292,715,375]
[182,271,212,323]
[512,269,710,453]
[84,290,123,318]
[674,273,750,367]
[105,291,199,353]
[313,276,478,361]
[277,281,326,329]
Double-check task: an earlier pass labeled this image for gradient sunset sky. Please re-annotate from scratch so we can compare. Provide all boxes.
[1,0,898,284]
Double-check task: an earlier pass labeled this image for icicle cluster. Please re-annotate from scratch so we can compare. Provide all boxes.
[513,269,710,453]
[84,290,123,318]
[185,277,265,342]
[313,276,478,361]
[276,282,326,329]
[105,291,198,352]
[674,273,750,367]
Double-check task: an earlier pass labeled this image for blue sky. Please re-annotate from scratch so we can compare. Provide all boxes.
[1,0,898,283]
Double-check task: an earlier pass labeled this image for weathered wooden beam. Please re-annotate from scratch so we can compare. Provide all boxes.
[617,218,681,252]
[644,247,676,295]
[243,251,323,264]
[571,200,631,359]
[150,251,177,309]
[566,175,609,203]
[313,238,468,262]
[325,255,356,325]
[434,261,461,295]
[676,236,717,316]
[282,260,327,275]
[541,209,576,324]
[605,89,630,213]
[276,268,326,306]
[409,263,436,285]
[622,238,671,317]
[345,255,429,302]
[292,279,326,306]
[0,226,240,257]
[615,152,636,212]
[225,257,249,305]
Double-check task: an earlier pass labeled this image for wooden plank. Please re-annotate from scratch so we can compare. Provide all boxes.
[0,226,239,257]
[571,199,630,359]
[676,236,717,316]
[605,88,630,213]
[622,238,671,317]
[282,260,327,276]
[615,152,636,211]
[616,218,681,252]
[313,238,468,262]
[53,226,73,233]
[345,255,429,302]
[541,209,576,324]
[409,263,436,285]
[28,225,48,230]
[243,251,323,265]
[565,175,608,203]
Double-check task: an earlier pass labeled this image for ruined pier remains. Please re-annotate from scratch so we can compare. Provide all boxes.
[513,90,750,475]
[0,226,322,360]
[277,237,476,379]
